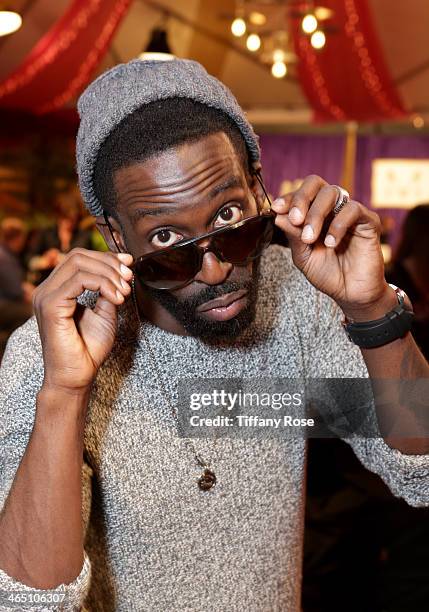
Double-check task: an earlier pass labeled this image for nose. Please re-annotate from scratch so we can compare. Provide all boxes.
[193,250,233,286]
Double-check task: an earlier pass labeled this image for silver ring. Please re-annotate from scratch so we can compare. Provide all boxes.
[332,185,350,215]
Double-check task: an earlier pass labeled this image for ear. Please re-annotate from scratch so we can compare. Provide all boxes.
[95,214,127,253]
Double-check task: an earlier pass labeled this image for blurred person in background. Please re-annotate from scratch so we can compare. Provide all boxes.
[386,204,429,359]
[303,204,429,612]
[27,187,93,284]
[379,213,396,264]
[0,218,34,357]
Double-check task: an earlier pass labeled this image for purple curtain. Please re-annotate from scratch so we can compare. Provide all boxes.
[259,133,429,249]
[260,134,345,198]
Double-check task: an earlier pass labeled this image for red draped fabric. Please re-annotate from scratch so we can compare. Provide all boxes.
[0,0,132,114]
[291,0,406,121]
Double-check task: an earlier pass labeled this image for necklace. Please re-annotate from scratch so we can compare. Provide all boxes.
[131,277,217,491]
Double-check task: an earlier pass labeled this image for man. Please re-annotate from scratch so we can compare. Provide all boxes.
[0,59,428,611]
[0,218,33,353]
[386,204,429,360]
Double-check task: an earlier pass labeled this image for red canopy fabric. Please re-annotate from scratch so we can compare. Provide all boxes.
[0,0,132,114]
[291,0,406,121]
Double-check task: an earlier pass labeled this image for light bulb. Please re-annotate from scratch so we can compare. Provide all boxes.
[311,30,326,49]
[314,6,334,21]
[231,17,246,37]
[413,116,425,129]
[302,14,318,34]
[0,11,22,37]
[139,52,175,62]
[273,49,286,63]
[246,33,261,52]
[249,11,266,26]
[271,61,287,78]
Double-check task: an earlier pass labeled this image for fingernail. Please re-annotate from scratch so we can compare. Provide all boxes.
[272,197,286,209]
[289,207,303,224]
[301,225,314,240]
[120,277,129,290]
[325,234,336,247]
[120,264,132,277]
[117,253,133,262]
[116,290,124,301]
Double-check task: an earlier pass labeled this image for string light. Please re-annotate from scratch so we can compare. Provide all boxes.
[0,10,22,37]
[298,0,403,120]
[271,61,287,78]
[246,33,261,52]
[297,36,345,120]
[29,0,129,114]
[344,0,404,117]
[302,14,318,34]
[0,0,102,101]
[231,17,246,37]
[311,30,326,49]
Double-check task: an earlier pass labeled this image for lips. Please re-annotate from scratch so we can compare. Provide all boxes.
[196,289,249,314]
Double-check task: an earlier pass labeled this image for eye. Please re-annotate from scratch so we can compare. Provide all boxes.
[151,229,183,249]
[214,205,243,228]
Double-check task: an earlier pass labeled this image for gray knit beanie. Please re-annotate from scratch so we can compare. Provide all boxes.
[76,58,261,217]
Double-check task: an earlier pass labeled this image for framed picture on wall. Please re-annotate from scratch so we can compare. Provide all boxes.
[371,159,429,208]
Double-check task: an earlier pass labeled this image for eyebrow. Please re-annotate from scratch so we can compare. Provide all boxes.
[131,206,178,223]
[208,175,243,198]
[129,175,244,224]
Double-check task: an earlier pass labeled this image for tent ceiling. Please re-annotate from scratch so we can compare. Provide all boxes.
[0,0,428,124]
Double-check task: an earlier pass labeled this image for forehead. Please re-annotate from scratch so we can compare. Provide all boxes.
[113,132,247,198]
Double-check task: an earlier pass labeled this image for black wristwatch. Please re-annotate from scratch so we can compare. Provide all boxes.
[343,284,414,349]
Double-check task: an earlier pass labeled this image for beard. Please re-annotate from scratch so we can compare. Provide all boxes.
[142,261,261,341]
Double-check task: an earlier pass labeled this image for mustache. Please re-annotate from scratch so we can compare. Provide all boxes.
[181,280,253,312]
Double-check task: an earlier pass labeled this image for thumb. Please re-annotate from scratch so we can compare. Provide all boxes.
[92,294,118,321]
[77,295,118,366]
[78,294,118,341]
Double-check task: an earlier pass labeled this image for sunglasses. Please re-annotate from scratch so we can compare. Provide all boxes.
[104,173,275,290]
[133,210,275,290]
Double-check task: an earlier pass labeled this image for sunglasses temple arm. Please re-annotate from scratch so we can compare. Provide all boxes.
[103,210,123,254]
[254,172,274,211]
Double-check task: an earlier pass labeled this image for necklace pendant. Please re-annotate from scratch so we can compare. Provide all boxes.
[198,468,216,491]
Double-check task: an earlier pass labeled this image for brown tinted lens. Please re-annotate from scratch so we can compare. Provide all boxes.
[212,214,274,264]
[135,243,201,289]
[134,214,274,290]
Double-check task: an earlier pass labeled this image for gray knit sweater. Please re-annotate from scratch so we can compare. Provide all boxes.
[1,245,429,612]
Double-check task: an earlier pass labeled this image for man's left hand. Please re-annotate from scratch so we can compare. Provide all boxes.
[272,174,395,321]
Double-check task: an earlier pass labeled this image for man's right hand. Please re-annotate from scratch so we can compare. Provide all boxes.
[33,248,133,394]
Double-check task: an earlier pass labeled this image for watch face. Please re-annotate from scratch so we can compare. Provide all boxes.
[388,283,409,309]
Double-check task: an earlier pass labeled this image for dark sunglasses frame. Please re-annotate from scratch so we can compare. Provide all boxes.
[136,211,275,290]
[103,171,276,290]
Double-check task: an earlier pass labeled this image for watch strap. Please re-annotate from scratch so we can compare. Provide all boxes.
[343,285,414,349]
